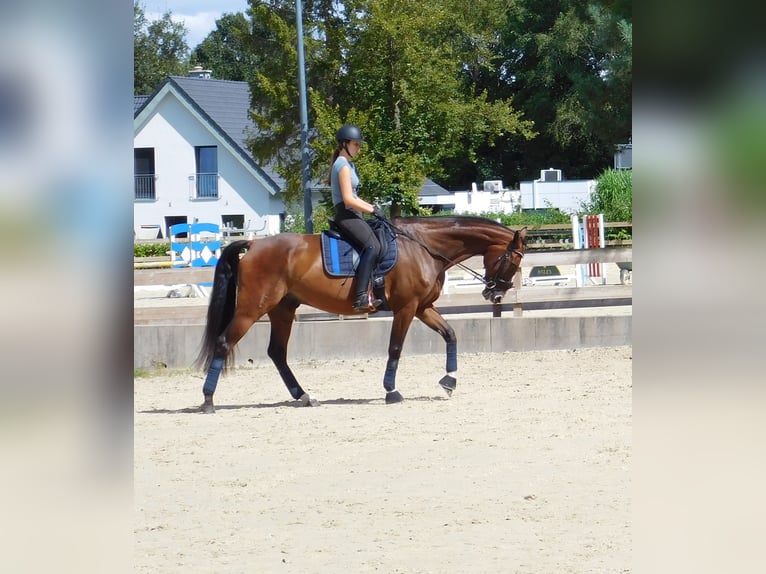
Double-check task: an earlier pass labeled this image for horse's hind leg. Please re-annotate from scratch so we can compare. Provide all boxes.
[267,299,318,406]
[416,307,458,397]
[201,312,257,413]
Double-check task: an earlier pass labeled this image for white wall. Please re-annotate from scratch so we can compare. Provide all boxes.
[453,189,521,214]
[519,179,596,213]
[419,189,522,214]
[134,95,284,238]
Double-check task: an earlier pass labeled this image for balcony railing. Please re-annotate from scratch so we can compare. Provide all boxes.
[134,174,155,200]
[194,172,219,199]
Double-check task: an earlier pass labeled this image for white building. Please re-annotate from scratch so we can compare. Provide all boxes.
[519,169,596,213]
[133,70,286,239]
[418,179,522,215]
[419,169,604,216]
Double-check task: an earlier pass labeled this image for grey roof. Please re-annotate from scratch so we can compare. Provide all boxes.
[419,178,450,196]
[134,94,149,114]
[135,76,284,192]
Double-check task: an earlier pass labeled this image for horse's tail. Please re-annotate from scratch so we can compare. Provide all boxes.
[194,240,252,372]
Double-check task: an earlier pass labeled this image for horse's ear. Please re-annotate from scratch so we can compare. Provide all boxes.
[515,227,528,244]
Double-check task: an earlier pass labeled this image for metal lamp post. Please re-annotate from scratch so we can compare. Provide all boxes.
[295,0,313,233]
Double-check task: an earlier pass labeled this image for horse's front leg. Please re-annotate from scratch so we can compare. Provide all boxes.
[416,306,457,397]
[383,308,417,404]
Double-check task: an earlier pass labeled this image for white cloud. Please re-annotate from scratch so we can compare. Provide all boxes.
[145,10,221,49]
[175,12,221,48]
[141,1,250,49]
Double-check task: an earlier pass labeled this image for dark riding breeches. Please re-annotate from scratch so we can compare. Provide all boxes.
[334,205,381,296]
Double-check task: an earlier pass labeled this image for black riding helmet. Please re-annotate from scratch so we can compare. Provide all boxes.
[335,124,365,144]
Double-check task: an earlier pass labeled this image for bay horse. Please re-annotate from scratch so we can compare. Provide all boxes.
[195,216,527,412]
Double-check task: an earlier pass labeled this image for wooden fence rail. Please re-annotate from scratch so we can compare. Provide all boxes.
[134,247,631,320]
[442,247,632,317]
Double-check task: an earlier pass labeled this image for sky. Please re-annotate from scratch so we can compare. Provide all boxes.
[141,0,250,48]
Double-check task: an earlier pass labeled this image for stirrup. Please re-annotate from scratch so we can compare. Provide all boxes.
[353,293,382,311]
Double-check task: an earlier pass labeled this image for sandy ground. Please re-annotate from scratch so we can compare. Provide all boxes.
[135,346,632,573]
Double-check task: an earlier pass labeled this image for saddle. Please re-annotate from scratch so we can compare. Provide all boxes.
[320,219,398,309]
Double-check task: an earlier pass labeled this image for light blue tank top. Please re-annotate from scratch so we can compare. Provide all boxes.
[330,156,359,206]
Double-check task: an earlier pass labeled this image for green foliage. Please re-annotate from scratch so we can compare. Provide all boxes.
[191,13,257,82]
[500,208,573,227]
[280,209,305,234]
[434,208,571,228]
[608,226,632,241]
[245,0,535,212]
[134,1,190,95]
[581,168,632,223]
[281,201,333,234]
[134,243,170,257]
[494,0,632,181]
[133,0,631,216]
[241,0,344,203]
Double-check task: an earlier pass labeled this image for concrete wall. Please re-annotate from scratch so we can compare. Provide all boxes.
[135,314,632,371]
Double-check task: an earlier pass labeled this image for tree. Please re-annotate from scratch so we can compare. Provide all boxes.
[339,0,535,215]
[494,0,632,182]
[191,13,257,82]
[238,1,350,205]
[134,1,190,95]
[214,0,630,219]
[243,0,535,215]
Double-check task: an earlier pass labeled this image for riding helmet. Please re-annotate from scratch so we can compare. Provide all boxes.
[335,124,365,143]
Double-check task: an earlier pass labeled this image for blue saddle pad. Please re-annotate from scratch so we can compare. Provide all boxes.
[320,228,398,278]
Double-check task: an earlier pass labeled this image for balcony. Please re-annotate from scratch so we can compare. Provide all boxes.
[134,174,156,201]
[191,172,219,199]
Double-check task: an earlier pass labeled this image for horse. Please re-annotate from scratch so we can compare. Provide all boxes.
[195,216,527,412]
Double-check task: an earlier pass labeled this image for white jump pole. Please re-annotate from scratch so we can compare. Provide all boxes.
[597,213,606,285]
[571,214,584,287]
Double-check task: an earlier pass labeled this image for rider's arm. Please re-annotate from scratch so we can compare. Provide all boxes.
[338,165,374,214]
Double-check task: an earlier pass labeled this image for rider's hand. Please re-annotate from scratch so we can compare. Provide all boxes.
[372,204,386,219]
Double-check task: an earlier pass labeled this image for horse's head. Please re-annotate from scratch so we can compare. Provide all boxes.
[481,227,527,304]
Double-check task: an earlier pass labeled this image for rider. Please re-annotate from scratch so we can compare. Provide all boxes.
[330,124,385,312]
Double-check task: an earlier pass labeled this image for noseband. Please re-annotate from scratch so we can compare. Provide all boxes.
[484,247,524,292]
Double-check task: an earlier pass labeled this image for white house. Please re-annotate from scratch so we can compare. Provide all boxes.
[134,70,286,239]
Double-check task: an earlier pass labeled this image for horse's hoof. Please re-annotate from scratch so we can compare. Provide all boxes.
[439,374,456,397]
[385,390,404,404]
[200,396,215,414]
[299,393,320,407]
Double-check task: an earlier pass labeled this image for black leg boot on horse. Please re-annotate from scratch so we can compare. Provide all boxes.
[353,245,383,312]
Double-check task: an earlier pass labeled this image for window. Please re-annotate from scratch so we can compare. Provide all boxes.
[222,214,244,230]
[134,148,155,200]
[165,216,188,239]
[195,146,218,198]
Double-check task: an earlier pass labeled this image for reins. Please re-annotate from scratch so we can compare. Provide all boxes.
[378,218,523,289]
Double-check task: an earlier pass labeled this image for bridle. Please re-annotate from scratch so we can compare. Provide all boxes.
[483,244,525,292]
[381,218,523,293]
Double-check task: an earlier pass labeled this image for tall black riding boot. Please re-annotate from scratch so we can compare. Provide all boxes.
[353,246,382,311]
